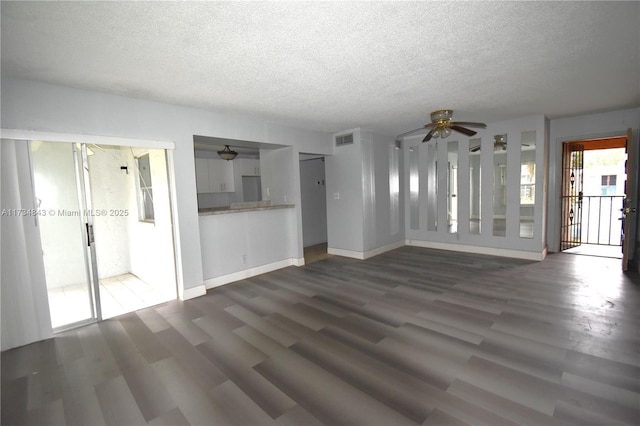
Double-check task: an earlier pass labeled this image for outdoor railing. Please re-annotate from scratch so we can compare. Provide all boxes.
[581,195,625,245]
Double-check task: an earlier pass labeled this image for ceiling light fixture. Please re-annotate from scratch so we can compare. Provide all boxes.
[217,145,238,161]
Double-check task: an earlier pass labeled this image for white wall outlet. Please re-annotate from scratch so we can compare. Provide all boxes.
[283,195,287,202]
[241,254,246,264]
[266,187,270,196]
[333,192,340,200]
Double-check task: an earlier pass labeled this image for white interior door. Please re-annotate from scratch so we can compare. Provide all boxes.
[622,128,636,271]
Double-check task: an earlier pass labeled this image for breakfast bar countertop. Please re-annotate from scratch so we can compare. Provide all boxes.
[198,201,294,216]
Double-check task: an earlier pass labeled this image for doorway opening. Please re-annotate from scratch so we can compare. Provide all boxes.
[299,154,330,264]
[561,136,627,259]
[31,141,177,330]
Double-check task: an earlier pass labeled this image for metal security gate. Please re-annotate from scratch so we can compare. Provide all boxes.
[581,195,625,245]
[561,142,584,251]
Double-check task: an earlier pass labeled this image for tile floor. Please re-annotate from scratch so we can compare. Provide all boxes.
[47,273,176,328]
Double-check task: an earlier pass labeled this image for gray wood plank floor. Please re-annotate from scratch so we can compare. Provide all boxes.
[3,247,639,425]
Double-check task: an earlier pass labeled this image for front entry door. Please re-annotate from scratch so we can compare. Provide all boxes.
[622,128,636,271]
[561,142,585,251]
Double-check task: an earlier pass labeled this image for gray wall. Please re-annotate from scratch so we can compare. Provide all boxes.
[1,77,333,297]
[326,129,364,253]
[326,129,405,257]
[300,158,327,247]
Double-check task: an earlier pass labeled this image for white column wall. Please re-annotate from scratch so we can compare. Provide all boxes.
[403,115,548,259]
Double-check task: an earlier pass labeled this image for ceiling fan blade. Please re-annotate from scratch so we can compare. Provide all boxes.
[451,121,487,129]
[450,125,477,137]
[396,123,436,139]
[470,145,481,152]
[422,128,436,142]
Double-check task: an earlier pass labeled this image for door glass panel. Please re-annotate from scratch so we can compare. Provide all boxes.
[31,141,96,329]
[447,141,458,233]
[493,134,507,236]
[469,138,481,234]
[520,131,536,238]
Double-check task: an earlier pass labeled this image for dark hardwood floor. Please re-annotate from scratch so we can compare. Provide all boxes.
[2,246,639,425]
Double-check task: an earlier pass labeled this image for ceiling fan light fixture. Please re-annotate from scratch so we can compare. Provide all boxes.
[440,127,452,139]
[217,145,238,161]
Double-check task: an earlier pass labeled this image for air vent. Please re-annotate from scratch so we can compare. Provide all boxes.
[335,133,354,147]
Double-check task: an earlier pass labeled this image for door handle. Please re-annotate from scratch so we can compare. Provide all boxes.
[86,223,94,246]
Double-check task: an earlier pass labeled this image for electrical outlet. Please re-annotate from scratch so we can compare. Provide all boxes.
[241,255,246,264]
[333,192,340,200]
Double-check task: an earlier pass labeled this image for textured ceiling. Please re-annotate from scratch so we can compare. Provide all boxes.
[2,1,639,137]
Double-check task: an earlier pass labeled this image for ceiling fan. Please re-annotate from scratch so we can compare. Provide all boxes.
[396,110,486,143]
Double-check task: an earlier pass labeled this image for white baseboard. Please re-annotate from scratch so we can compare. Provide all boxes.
[406,239,547,261]
[180,284,207,301]
[292,257,305,267]
[328,240,405,260]
[327,247,366,259]
[203,258,296,289]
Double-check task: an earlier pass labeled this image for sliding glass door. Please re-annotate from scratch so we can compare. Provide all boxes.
[31,141,177,330]
[31,141,99,329]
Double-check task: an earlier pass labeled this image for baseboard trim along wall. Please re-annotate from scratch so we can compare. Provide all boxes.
[406,239,548,261]
[203,258,299,289]
[180,284,207,301]
[328,240,405,260]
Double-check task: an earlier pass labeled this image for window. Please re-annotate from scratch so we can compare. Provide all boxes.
[601,174,617,195]
[520,163,535,204]
[136,154,154,222]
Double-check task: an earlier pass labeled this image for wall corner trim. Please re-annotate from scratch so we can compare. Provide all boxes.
[328,240,405,260]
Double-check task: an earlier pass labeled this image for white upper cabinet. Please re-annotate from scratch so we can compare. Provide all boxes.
[239,158,260,176]
[195,158,235,193]
[195,158,211,193]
